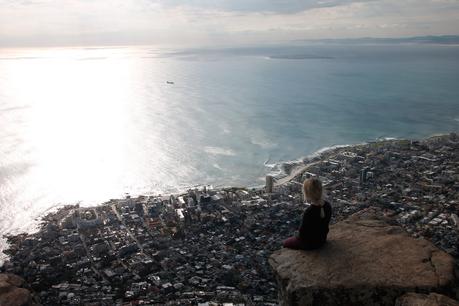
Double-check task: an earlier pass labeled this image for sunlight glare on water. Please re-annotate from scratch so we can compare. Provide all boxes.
[0,47,190,240]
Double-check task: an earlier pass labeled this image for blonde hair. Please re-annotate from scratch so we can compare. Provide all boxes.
[303,177,325,217]
[303,178,323,202]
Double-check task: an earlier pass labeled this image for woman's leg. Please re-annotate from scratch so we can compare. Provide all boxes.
[283,236,304,249]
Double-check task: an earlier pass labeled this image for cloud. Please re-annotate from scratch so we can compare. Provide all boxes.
[155,0,375,13]
[0,0,458,47]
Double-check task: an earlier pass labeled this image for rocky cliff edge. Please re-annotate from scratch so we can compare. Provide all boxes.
[269,208,457,306]
[0,273,36,306]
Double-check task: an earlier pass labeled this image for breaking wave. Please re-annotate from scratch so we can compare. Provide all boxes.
[204,146,237,156]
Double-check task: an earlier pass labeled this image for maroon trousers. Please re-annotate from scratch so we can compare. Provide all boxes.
[283,236,305,249]
[283,236,325,250]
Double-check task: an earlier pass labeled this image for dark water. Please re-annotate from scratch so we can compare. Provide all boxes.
[0,44,458,257]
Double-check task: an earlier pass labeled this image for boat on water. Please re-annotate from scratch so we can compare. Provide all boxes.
[166,81,174,84]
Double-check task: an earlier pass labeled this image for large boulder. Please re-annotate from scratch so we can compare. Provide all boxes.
[269,209,456,306]
[0,273,34,306]
[395,292,459,306]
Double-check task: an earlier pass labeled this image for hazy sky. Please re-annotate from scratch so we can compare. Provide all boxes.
[1,0,459,47]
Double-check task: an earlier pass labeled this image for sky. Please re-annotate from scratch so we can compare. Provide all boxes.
[0,0,459,47]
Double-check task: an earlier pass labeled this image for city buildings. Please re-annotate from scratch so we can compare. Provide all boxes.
[2,133,458,305]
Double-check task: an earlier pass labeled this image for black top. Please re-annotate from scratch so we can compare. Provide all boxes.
[298,200,332,249]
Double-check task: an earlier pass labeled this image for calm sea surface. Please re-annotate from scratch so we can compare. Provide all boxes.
[1,44,459,257]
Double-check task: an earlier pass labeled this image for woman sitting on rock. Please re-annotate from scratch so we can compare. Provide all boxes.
[283,177,332,250]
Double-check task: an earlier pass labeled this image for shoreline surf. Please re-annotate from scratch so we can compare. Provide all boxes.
[0,133,450,241]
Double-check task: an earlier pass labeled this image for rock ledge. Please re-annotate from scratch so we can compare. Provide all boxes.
[395,292,459,306]
[269,209,456,306]
[0,273,35,306]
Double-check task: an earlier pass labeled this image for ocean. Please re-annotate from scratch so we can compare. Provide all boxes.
[1,44,459,259]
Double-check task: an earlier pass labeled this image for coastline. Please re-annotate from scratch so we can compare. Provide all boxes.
[0,133,454,255]
[271,132,455,186]
[1,132,458,304]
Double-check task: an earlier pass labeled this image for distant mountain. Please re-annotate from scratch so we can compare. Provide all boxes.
[295,35,459,45]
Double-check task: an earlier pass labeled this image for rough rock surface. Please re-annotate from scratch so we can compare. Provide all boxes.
[395,292,459,306]
[269,209,456,306]
[0,273,34,306]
